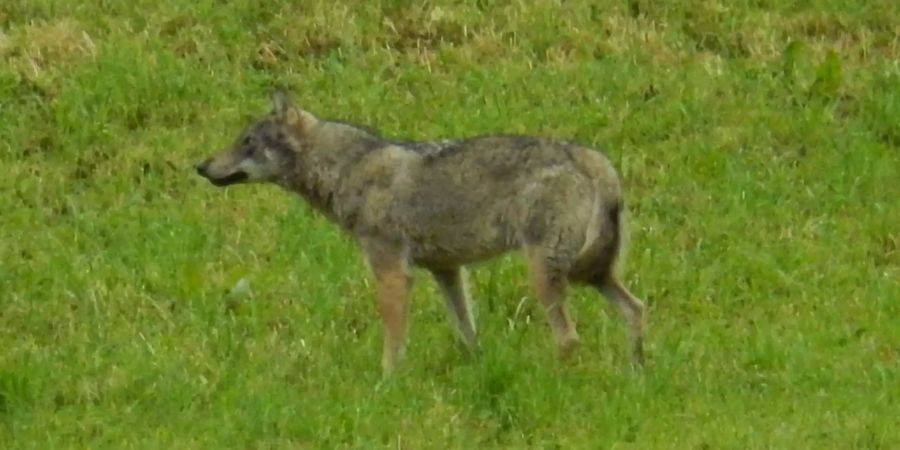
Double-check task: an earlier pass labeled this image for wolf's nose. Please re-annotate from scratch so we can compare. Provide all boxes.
[195,161,208,176]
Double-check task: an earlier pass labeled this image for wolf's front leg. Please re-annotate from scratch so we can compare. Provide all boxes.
[362,238,413,376]
[428,266,477,348]
[374,268,411,375]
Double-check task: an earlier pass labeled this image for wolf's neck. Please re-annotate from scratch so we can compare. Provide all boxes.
[280,123,382,225]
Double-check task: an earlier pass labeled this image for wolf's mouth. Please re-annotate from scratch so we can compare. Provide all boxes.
[208,171,249,186]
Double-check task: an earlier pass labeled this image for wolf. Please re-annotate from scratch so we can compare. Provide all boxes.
[196,90,647,375]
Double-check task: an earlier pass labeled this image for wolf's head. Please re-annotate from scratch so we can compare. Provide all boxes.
[195,90,317,187]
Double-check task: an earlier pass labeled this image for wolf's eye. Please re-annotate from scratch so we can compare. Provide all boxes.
[241,137,255,156]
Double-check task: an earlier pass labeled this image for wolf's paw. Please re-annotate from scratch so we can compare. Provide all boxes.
[558,336,581,361]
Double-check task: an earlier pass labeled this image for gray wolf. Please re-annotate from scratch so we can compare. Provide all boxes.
[196,90,647,375]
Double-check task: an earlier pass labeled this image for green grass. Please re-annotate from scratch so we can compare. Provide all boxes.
[2,0,899,447]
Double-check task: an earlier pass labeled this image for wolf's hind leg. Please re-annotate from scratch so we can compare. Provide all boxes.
[525,246,580,359]
[592,275,646,366]
[429,266,477,348]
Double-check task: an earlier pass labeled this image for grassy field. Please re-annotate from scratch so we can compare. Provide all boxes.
[2,0,899,448]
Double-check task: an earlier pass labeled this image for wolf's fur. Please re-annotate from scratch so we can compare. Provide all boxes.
[196,91,647,374]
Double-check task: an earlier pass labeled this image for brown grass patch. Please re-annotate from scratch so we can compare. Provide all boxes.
[3,19,96,81]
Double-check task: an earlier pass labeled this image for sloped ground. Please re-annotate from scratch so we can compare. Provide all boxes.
[1,0,898,447]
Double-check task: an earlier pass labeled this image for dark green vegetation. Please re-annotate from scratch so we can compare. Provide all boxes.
[1,0,898,447]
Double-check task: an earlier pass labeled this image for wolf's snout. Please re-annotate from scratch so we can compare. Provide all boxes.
[195,159,211,177]
[194,157,249,187]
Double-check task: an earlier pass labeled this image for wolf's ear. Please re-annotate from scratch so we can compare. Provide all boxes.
[271,89,317,133]
[272,89,291,116]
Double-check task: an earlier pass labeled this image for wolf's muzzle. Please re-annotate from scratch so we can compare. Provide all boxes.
[195,159,212,177]
[195,160,248,186]
[208,171,248,186]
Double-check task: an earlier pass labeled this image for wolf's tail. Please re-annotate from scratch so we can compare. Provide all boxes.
[570,197,627,283]
[608,199,629,275]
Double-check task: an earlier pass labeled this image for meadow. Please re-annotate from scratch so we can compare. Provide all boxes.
[1,0,898,448]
